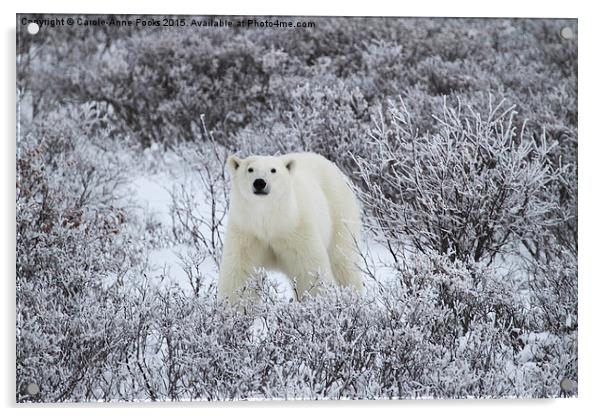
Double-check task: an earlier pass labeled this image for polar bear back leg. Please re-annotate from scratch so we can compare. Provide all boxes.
[328,214,363,291]
[297,155,363,291]
[316,159,363,291]
[317,163,363,290]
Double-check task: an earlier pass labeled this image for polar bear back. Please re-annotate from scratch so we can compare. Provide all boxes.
[288,152,360,236]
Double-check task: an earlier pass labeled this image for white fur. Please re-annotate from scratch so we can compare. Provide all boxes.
[218,152,363,301]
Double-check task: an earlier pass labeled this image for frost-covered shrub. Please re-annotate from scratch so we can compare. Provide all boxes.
[170,126,230,267]
[355,97,564,264]
[527,250,578,336]
[233,78,371,174]
[30,27,273,148]
[18,16,576,157]
[399,255,525,344]
[18,254,576,401]
[16,109,136,402]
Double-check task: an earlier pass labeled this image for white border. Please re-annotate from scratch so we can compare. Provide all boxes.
[3,1,599,416]
[4,0,581,17]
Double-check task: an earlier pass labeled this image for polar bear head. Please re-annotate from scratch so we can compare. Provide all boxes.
[227,155,296,201]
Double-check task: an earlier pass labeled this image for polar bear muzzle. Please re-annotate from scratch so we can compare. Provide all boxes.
[252,178,269,195]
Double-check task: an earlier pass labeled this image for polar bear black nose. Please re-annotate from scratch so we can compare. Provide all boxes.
[253,178,267,191]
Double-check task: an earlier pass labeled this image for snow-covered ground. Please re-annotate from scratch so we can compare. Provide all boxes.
[126,149,214,291]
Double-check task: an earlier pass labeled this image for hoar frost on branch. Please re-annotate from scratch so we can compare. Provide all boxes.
[354,96,567,264]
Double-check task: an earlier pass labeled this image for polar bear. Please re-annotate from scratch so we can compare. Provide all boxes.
[218,152,363,302]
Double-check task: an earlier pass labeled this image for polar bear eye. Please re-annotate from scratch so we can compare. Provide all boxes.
[248,168,254,173]
[271,168,276,173]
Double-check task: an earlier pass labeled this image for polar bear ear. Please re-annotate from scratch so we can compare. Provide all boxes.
[227,155,242,174]
[285,158,296,173]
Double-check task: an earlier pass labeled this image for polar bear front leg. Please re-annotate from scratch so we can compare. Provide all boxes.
[218,228,265,302]
[276,236,335,300]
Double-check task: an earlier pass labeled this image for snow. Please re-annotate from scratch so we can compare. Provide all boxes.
[127,151,219,290]
[129,175,173,225]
